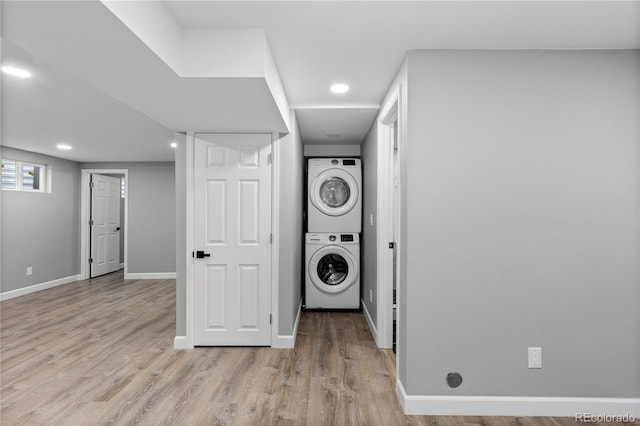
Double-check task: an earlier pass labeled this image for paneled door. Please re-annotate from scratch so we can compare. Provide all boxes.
[193,134,272,346]
[90,174,121,277]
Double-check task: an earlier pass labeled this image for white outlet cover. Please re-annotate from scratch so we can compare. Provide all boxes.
[528,347,542,369]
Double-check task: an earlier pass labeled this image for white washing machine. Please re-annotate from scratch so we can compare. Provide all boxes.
[307,158,362,233]
[305,233,360,309]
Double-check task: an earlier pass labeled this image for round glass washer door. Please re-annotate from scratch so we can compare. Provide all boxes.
[310,168,358,217]
[309,245,358,294]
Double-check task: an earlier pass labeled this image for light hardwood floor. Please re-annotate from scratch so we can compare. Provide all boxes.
[1,272,634,425]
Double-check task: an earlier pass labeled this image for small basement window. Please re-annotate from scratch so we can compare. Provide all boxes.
[1,159,47,192]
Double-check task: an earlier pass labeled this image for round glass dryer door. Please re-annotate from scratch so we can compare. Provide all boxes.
[319,177,350,208]
[310,169,359,216]
[309,246,357,294]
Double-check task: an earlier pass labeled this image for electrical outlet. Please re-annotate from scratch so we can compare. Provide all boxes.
[369,289,373,303]
[26,266,33,276]
[528,347,542,369]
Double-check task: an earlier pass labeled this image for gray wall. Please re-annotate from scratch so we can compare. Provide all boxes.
[360,122,378,324]
[400,50,639,397]
[1,147,80,292]
[175,133,187,335]
[278,111,305,335]
[120,198,125,264]
[81,162,176,274]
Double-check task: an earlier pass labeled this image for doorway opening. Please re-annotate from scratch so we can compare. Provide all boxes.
[80,169,128,280]
[376,87,402,361]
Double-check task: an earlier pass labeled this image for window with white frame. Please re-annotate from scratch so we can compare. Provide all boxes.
[1,158,47,192]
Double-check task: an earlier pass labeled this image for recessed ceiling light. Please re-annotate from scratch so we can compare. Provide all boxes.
[56,144,72,150]
[2,66,32,78]
[330,83,349,94]
[170,142,177,148]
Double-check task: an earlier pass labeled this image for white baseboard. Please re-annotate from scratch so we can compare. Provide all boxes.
[125,272,176,280]
[397,380,640,417]
[176,300,303,350]
[173,336,192,349]
[273,300,302,348]
[362,298,378,345]
[0,274,81,301]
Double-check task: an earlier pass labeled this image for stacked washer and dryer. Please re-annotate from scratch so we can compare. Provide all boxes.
[305,158,361,309]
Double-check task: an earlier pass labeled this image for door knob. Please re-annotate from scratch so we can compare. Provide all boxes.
[115,227,121,231]
[195,250,211,259]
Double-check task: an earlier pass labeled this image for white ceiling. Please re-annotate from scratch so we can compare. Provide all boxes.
[2,0,290,158]
[2,1,639,162]
[165,0,640,106]
[1,39,176,163]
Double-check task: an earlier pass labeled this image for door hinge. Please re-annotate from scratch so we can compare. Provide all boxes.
[89,181,95,188]
[389,242,395,249]
[270,314,272,325]
[89,258,93,264]
[268,153,273,164]
[269,233,273,244]
[89,220,94,226]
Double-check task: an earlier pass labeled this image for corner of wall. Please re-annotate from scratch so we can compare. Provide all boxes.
[274,300,302,349]
[263,40,291,134]
[174,132,188,337]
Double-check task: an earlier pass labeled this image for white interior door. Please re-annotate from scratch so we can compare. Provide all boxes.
[90,174,121,277]
[193,133,272,346]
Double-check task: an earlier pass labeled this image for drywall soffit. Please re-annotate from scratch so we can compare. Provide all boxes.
[2,0,290,133]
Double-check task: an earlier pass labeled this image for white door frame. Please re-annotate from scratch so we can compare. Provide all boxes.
[376,86,402,349]
[184,132,279,348]
[80,169,129,280]
[270,132,281,347]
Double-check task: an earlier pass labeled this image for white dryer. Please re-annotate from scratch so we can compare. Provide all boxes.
[305,233,360,309]
[307,158,362,233]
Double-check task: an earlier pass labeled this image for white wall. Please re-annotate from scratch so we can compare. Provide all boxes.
[277,111,305,336]
[399,50,639,402]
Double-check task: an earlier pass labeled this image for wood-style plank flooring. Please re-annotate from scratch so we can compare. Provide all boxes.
[1,272,634,425]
